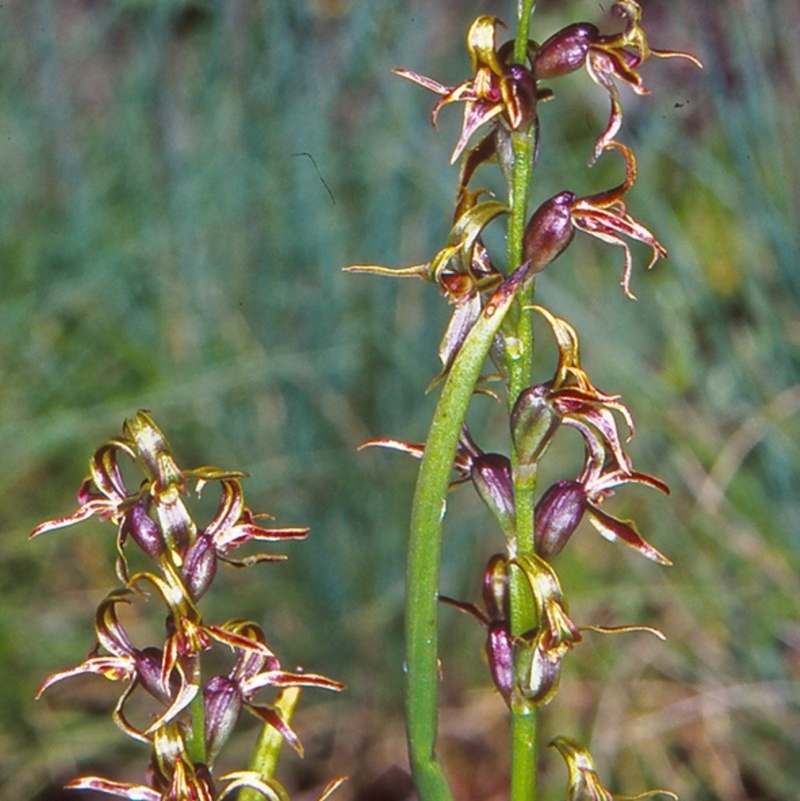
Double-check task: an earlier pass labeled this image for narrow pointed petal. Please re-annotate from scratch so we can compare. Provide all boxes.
[357,438,425,459]
[143,675,199,735]
[65,776,160,801]
[392,67,451,97]
[36,657,132,698]
[585,503,671,564]
[437,295,482,379]
[342,262,430,279]
[242,669,345,694]
[29,499,117,538]
[245,703,305,757]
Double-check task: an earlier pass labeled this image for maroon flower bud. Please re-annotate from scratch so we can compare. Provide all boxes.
[132,646,170,702]
[441,555,516,705]
[487,622,515,704]
[522,192,576,273]
[482,553,510,623]
[121,501,165,559]
[471,453,516,539]
[481,555,513,704]
[204,675,243,762]
[503,63,538,130]
[181,532,218,601]
[511,384,560,474]
[533,23,598,79]
[534,479,587,560]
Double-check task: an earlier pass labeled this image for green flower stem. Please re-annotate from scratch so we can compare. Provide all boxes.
[510,698,538,801]
[505,130,539,801]
[508,4,540,801]
[239,687,301,801]
[507,0,538,412]
[505,128,536,567]
[505,126,535,409]
[513,0,536,65]
[406,269,528,801]
[186,664,207,766]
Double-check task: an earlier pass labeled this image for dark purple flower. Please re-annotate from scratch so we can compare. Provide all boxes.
[202,622,344,761]
[523,144,668,299]
[440,554,515,704]
[395,16,538,163]
[534,1,702,161]
[534,452,670,564]
[36,590,193,742]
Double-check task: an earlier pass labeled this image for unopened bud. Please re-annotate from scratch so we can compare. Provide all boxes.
[523,192,576,273]
[472,454,516,539]
[534,480,586,559]
[511,385,560,475]
[487,622,515,705]
[135,646,171,701]
[482,554,510,622]
[203,675,243,762]
[481,555,513,704]
[503,64,538,130]
[533,23,597,79]
[182,532,218,601]
[121,502,164,559]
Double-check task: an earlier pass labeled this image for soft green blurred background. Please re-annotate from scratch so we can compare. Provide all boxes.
[2,1,798,799]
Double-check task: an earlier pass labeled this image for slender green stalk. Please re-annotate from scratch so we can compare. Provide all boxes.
[513,0,536,64]
[507,0,538,425]
[405,271,527,801]
[510,697,538,801]
[406,6,541,801]
[186,666,207,766]
[508,4,540,801]
[505,124,536,417]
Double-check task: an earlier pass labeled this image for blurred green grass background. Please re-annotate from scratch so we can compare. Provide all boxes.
[1,1,798,799]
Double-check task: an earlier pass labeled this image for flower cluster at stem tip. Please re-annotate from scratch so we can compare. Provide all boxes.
[349,2,699,798]
[31,411,345,801]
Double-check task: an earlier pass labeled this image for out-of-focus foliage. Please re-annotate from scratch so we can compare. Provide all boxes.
[1,2,797,800]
